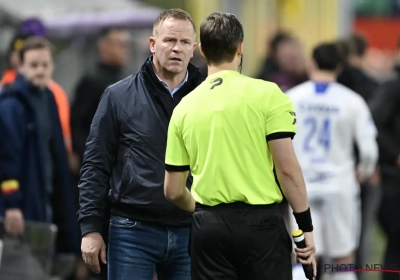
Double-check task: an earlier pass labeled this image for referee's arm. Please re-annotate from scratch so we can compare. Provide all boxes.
[164,112,195,212]
[266,87,312,232]
[269,138,309,214]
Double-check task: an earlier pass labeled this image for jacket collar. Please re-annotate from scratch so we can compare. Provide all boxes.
[13,73,50,95]
[2,74,52,109]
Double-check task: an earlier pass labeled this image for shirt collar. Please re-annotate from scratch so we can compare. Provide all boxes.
[156,70,189,96]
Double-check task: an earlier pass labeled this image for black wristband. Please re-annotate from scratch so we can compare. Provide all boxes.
[293,207,313,232]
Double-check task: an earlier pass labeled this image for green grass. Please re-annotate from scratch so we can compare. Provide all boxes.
[368,223,386,280]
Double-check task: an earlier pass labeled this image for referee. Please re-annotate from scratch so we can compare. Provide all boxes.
[164,12,316,279]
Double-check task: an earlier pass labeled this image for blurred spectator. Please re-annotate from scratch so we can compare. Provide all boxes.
[70,27,130,280]
[346,33,379,100]
[336,39,361,92]
[256,31,293,81]
[268,36,308,91]
[363,48,395,83]
[369,77,400,280]
[70,27,130,170]
[337,37,382,280]
[0,37,80,276]
[0,32,73,156]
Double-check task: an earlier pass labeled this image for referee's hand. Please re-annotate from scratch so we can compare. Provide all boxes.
[81,233,107,274]
[295,232,317,277]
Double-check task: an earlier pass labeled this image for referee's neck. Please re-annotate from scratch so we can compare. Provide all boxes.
[207,63,238,76]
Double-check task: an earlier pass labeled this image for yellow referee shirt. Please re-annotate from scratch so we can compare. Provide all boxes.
[165,70,297,206]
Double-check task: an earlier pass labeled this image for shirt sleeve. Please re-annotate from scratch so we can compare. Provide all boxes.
[355,98,378,141]
[165,110,190,172]
[265,84,297,141]
[354,97,378,177]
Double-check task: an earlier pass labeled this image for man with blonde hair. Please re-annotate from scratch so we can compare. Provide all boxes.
[78,8,204,280]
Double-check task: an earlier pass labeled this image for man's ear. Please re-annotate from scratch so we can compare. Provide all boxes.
[237,42,243,56]
[190,42,197,58]
[199,43,205,58]
[149,37,156,54]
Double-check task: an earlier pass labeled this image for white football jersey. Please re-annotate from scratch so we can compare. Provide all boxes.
[286,81,378,190]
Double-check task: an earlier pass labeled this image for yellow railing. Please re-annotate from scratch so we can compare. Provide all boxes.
[184,0,279,76]
[277,0,340,55]
[184,0,220,43]
[240,0,280,76]
[182,0,340,77]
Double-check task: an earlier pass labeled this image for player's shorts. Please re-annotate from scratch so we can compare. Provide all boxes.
[289,184,361,258]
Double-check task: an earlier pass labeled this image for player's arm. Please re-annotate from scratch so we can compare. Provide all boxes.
[0,99,26,210]
[265,86,312,232]
[0,98,27,236]
[164,111,195,212]
[354,98,378,180]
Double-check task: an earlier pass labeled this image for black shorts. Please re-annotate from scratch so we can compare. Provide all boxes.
[189,202,292,280]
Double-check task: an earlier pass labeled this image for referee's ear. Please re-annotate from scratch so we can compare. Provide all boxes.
[236,42,243,56]
[198,43,205,58]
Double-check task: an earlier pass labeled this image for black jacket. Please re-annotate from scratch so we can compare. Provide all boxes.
[369,78,400,174]
[78,57,205,235]
[337,64,378,103]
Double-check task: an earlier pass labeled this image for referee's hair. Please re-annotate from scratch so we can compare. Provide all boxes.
[200,12,244,65]
[312,42,341,72]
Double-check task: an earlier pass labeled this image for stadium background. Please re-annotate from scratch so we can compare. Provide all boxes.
[1,0,398,98]
[0,0,397,279]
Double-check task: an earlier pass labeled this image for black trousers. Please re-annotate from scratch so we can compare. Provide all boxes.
[190,202,292,280]
[378,172,400,280]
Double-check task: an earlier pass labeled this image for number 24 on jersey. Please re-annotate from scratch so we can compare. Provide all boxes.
[303,116,331,152]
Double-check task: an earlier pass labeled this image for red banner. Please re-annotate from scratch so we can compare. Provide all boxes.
[353,18,400,50]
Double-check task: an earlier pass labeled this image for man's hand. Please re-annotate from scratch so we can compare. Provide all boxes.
[4,208,24,236]
[355,169,364,183]
[81,233,107,274]
[368,167,381,185]
[68,152,81,175]
[295,232,317,278]
[75,259,89,280]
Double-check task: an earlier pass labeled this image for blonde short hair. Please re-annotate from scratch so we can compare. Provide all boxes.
[152,8,196,37]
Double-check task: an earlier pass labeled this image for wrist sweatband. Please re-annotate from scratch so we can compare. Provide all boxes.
[293,207,313,232]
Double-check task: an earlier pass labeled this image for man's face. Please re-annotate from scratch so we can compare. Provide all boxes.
[20,48,53,88]
[100,30,131,66]
[276,41,306,76]
[149,18,197,75]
